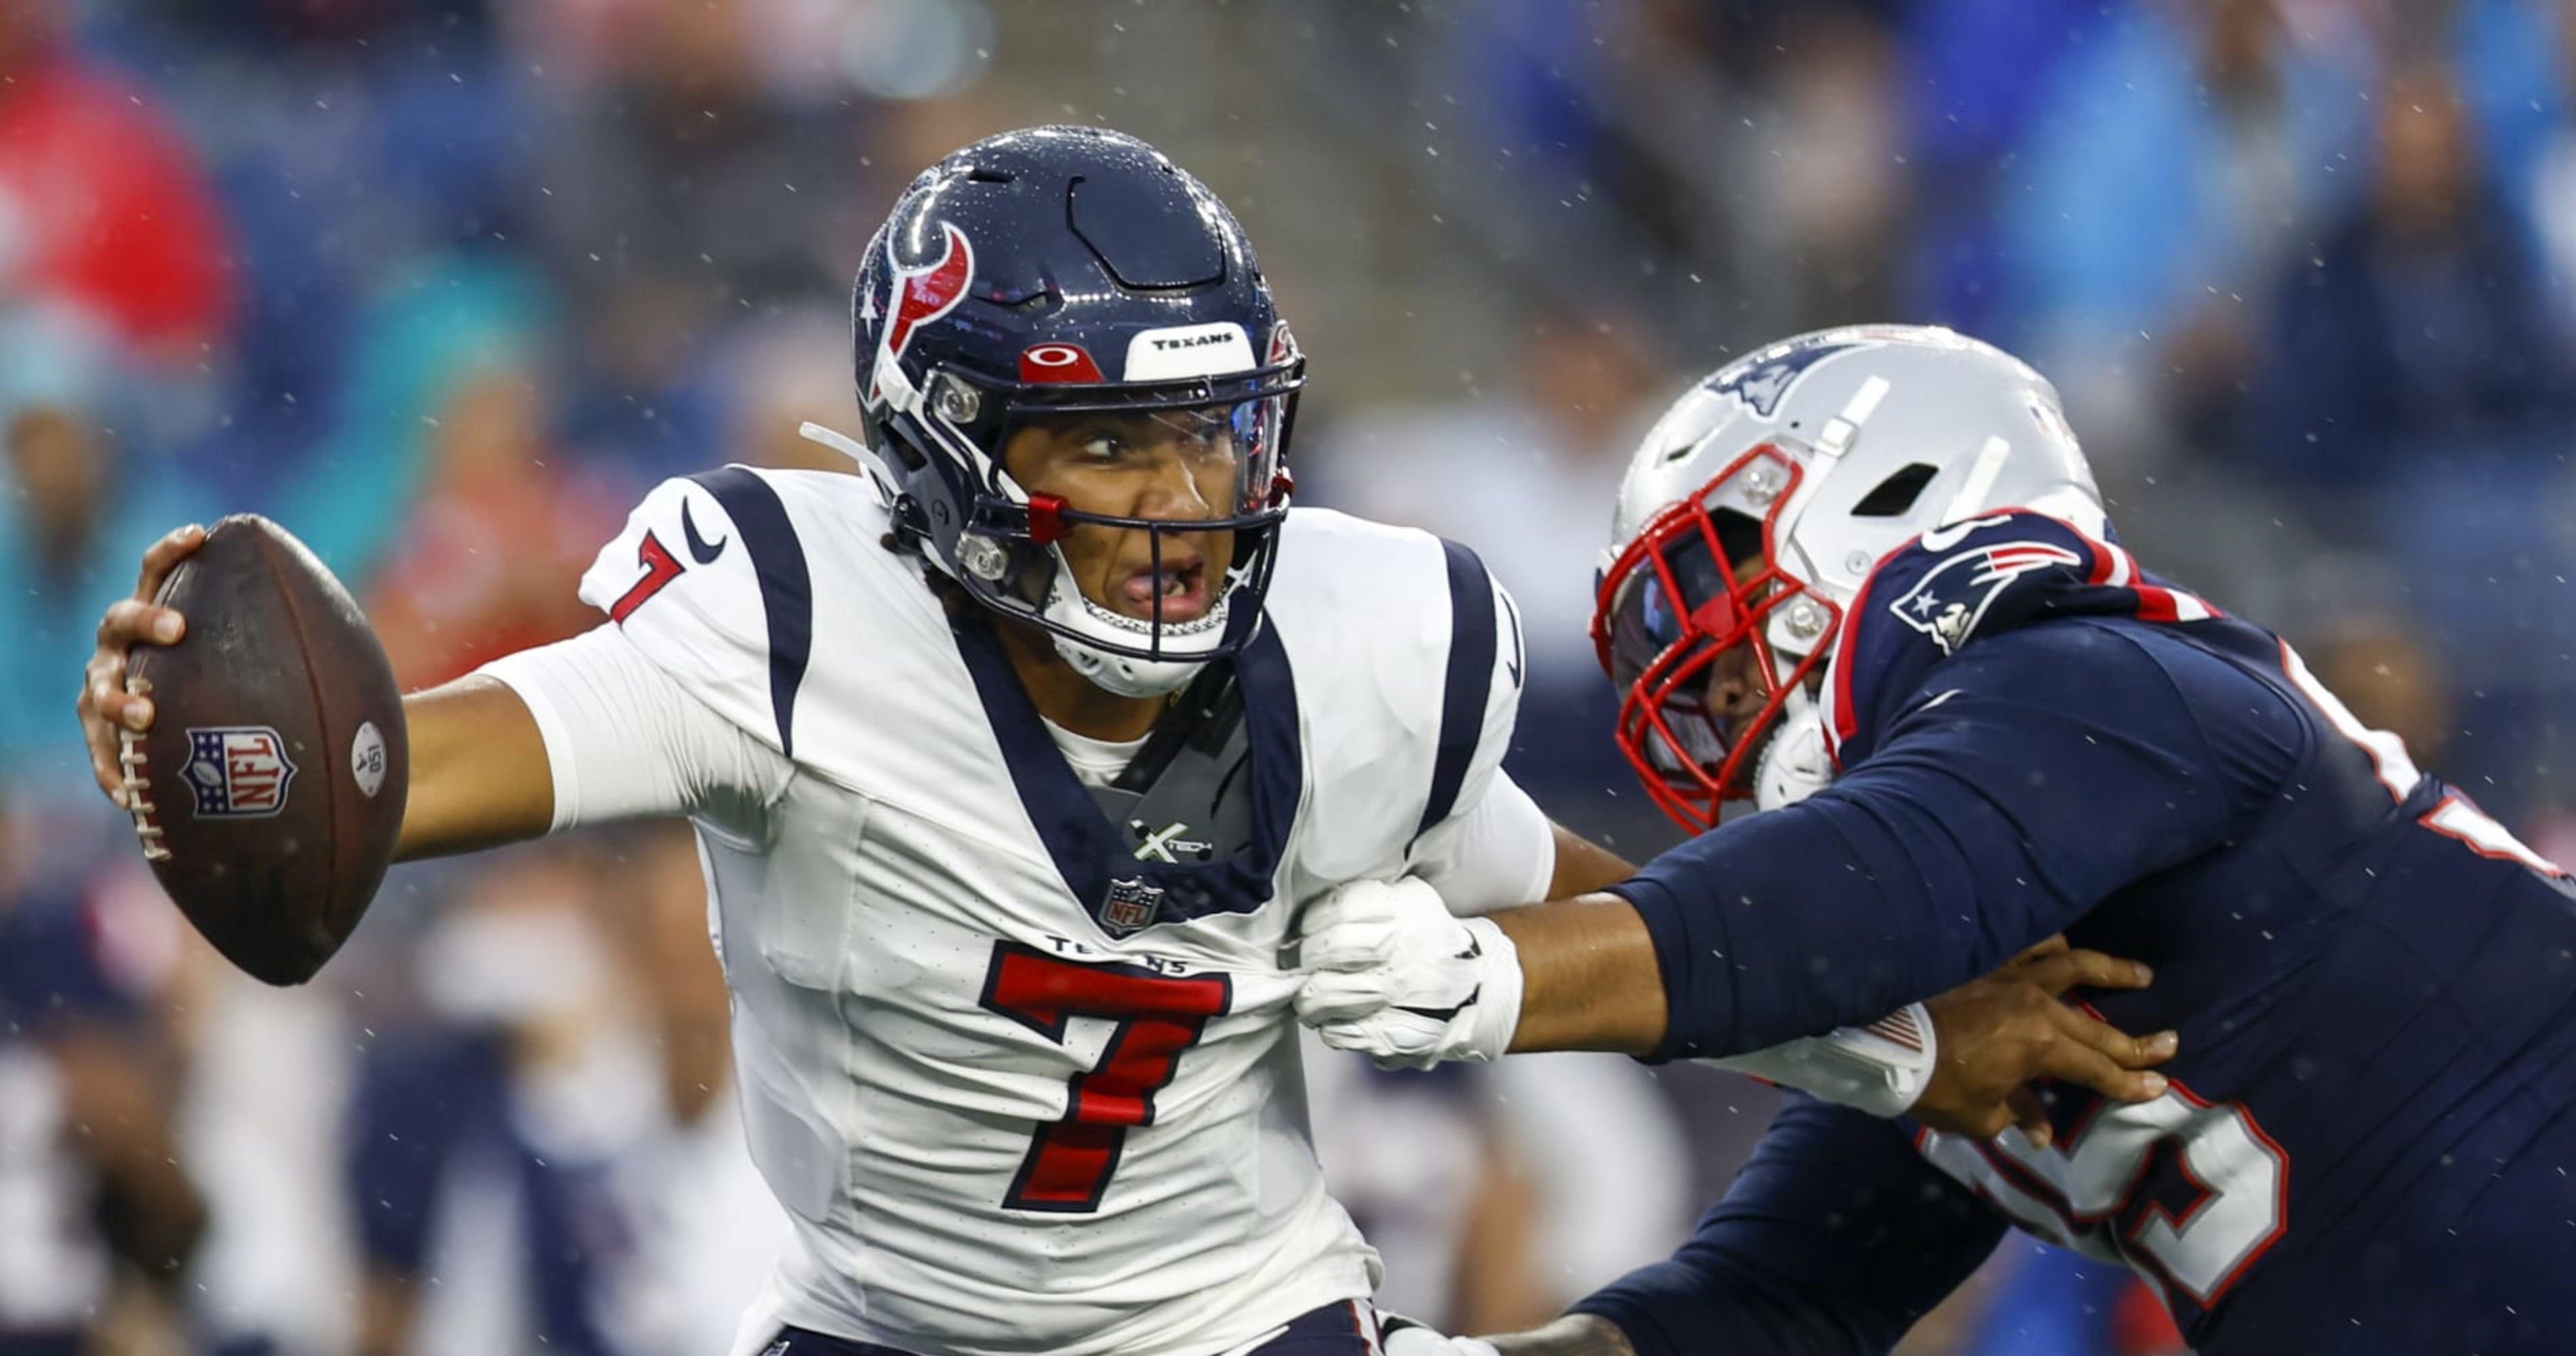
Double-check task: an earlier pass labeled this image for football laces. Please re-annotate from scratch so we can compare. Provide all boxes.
[117,674,168,862]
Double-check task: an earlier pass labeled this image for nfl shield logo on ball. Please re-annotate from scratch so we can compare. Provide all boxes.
[1099,877,1164,936]
[182,727,298,818]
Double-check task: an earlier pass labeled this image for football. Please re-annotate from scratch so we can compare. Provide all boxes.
[119,515,408,986]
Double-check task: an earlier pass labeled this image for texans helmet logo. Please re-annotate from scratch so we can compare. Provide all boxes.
[880,222,975,367]
[1887,541,2083,655]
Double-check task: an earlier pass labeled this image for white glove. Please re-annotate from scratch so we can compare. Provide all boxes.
[1293,877,1522,1069]
[1699,1001,1939,1118]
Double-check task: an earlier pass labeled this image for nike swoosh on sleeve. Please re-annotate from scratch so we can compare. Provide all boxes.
[682,497,730,564]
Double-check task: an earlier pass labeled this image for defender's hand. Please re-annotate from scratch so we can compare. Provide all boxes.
[79,525,205,807]
[1293,877,1523,1069]
[1916,936,2175,1147]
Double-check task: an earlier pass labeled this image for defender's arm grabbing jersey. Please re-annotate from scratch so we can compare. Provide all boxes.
[1584,511,2576,1353]
[482,467,1542,1356]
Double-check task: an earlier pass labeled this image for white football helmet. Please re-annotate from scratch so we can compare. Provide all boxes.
[1591,325,2107,829]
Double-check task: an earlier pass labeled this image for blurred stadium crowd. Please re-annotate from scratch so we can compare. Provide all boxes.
[4,1,2573,1353]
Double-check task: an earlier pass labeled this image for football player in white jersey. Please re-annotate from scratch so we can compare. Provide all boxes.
[77,131,2169,1356]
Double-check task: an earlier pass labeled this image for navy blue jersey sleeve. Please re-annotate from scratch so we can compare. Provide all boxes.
[1571,1095,2007,1356]
[1619,620,2299,1058]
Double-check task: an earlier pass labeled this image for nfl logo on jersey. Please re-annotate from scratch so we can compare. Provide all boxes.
[180,726,298,818]
[1099,877,1165,936]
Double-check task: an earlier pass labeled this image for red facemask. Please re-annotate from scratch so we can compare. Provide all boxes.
[1589,444,1842,831]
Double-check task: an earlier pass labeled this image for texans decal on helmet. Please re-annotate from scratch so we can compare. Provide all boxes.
[879,221,975,376]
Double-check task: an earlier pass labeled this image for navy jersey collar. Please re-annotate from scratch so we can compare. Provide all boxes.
[949,610,1303,938]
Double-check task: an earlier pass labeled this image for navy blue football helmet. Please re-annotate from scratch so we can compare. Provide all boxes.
[850,125,1304,697]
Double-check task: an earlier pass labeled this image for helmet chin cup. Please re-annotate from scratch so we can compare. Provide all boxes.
[1053,633,1207,698]
[1752,687,1834,812]
[1039,553,1229,698]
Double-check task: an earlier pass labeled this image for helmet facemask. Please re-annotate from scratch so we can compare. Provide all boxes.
[1592,443,1842,831]
[887,360,1299,697]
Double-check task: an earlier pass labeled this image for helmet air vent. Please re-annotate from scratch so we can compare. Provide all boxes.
[1850,462,1939,518]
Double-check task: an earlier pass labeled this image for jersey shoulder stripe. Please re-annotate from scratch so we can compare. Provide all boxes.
[1261,509,1527,871]
[688,466,813,757]
[578,466,918,761]
[1417,538,1499,841]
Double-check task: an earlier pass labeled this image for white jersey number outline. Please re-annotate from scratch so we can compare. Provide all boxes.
[2279,640,2564,877]
[1918,1083,2287,1307]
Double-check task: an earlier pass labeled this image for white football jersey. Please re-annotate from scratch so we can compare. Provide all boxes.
[516,466,1537,1356]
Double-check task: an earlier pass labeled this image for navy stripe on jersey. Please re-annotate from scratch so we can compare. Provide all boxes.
[948,612,1304,936]
[687,467,813,759]
[1415,539,1497,842]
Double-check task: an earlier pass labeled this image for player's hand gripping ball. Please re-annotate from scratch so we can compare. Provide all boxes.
[114,515,407,985]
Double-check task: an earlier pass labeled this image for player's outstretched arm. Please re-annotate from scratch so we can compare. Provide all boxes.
[393,677,554,860]
[80,525,557,864]
[1296,879,2173,1137]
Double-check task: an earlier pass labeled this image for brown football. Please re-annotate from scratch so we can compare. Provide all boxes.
[120,515,408,985]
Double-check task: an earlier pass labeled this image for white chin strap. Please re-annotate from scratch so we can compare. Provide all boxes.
[1041,553,1233,699]
[1753,685,1835,811]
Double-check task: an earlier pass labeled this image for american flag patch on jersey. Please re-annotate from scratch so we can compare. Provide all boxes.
[1866,1008,1925,1054]
[181,726,298,818]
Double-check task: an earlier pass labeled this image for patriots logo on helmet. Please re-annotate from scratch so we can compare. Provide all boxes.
[1888,540,2084,655]
[1706,336,1868,418]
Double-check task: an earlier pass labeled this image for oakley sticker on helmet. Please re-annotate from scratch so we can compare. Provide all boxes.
[1020,343,1106,383]
[1124,322,1253,382]
[881,222,974,366]
[1706,335,1868,418]
[1887,540,2082,655]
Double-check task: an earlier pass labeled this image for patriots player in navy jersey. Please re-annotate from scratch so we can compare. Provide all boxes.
[1304,325,2576,1355]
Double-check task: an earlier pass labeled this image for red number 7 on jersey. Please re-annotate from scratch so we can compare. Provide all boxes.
[979,941,1234,1212]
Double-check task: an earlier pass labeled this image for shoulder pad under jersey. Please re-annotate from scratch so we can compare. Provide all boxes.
[577,465,890,758]
[1265,509,1527,851]
[1821,508,2217,763]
